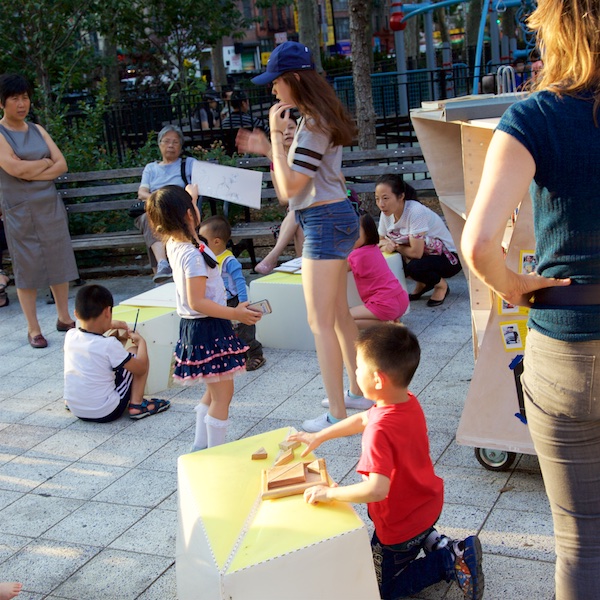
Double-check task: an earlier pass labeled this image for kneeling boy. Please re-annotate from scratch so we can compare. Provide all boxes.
[289,323,484,600]
[63,284,170,422]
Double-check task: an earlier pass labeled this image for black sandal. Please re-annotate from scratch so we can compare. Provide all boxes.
[246,356,266,372]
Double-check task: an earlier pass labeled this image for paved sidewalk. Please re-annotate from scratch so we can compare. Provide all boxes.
[0,272,555,599]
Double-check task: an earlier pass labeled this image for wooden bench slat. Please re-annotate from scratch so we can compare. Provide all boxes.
[58,182,139,199]
[59,147,435,255]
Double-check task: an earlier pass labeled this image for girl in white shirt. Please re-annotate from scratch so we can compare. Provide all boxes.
[146,185,261,450]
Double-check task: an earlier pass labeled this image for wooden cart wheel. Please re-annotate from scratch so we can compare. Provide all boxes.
[474,447,517,471]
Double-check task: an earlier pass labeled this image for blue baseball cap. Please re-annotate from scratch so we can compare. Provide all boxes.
[251,42,314,85]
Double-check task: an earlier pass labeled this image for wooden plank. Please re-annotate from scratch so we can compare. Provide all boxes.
[55,168,143,182]
[261,459,329,500]
[66,199,134,213]
[58,182,139,199]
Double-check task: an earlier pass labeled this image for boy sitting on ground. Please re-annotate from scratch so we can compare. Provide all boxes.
[199,215,266,371]
[289,323,484,600]
[63,284,170,422]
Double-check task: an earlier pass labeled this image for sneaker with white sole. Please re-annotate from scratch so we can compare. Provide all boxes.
[153,260,173,284]
[453,535,484,600]
[321,390,374,410]
[302,412,336,432]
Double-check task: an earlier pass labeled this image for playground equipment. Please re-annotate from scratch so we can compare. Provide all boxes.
[391,1,537,100]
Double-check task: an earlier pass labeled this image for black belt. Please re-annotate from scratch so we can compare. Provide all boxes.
[532,284,600,306]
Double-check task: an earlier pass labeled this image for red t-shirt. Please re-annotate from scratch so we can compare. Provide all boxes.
[356,394,444,545]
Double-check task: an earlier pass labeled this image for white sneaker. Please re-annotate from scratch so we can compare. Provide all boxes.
[302,412,335,433]
[321,390,374,410]
[153,260,173,284]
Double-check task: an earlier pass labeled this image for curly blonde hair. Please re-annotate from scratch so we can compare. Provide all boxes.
[530,0,600,110]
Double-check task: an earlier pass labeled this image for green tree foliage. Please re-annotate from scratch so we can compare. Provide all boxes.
[0,0,100,122]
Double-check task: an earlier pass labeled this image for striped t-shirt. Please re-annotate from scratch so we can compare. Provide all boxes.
[287,117,347,211]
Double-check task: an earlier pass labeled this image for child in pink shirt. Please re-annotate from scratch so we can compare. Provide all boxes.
[348,214,409,329]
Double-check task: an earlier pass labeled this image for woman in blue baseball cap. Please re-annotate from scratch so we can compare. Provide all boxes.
[238,41,369,432]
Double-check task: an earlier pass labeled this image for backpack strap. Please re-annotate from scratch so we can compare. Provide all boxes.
[180,156,189,186]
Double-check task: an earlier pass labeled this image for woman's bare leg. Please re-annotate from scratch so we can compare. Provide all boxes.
[50,282,74,325]
[256,211,300,274]
[16,288,41,336]
[333,275,362,397]
[302,258,348,420]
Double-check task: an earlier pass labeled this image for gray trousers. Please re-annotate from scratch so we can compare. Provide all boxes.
[523,328,600,600]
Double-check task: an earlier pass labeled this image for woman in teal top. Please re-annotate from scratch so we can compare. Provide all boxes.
[462,2,600,598]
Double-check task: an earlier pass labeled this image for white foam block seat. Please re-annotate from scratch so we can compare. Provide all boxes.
[177,427,379,600]
[112,305,179,394]
[250,252,407,351]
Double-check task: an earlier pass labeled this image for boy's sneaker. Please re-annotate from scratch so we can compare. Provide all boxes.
[453,535,484,600]
[302,412,336,432]
[153,260,173,284]
[321,390,374,410]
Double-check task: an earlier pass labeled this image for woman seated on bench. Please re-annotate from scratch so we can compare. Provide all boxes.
[135,125,197,284]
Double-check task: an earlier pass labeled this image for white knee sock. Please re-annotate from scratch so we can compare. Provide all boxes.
[192,404,210,451]
[205,414,229,448]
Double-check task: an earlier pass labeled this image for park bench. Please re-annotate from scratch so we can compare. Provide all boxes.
[55,146,434,267]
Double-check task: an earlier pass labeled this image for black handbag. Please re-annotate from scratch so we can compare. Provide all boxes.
[128,157,189,218]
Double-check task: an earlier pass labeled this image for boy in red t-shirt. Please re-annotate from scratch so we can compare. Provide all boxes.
[289,323,484,599]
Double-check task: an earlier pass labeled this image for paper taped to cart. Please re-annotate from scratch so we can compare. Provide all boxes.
[191,161,263,209]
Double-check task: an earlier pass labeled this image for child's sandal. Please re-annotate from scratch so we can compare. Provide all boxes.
[129,398,171,419]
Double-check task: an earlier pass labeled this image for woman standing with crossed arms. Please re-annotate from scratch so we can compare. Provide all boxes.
[238,42,371,431]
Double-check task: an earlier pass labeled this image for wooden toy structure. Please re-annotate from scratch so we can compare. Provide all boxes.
[261,458,328,500]
[411,95,535,471]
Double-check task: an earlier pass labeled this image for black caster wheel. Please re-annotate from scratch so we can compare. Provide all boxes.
[474,447,517,471]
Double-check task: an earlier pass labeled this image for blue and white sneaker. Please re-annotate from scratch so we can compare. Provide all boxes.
[453,535,484,600]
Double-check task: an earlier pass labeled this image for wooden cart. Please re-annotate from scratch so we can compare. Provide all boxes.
[411,96,535,471]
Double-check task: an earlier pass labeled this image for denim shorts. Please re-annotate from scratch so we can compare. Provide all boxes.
[296,199,359,260]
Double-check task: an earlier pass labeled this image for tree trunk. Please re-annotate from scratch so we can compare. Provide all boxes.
[404,14,419,67]
[211,38,228,91]
[297,0,323,73]
[436,8,450,44]
[103,33,121,104]
[465,0,483,67]
[348,0,376,150]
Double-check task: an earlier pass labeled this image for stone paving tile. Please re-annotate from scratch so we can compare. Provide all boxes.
[93,468,176,508]
[34,461,131,500]
[0,454,71,493]
[136,563,177,600]
[0,424,58,456]
[80,433,169,469]
[41,501,149,547]
[0,493,83,538]
[0,539,101,596]
[27,428,114,462]
[52,548,173,600]
[109,507,177,557]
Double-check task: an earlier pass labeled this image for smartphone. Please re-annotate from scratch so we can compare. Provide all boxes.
[248,299,272,315]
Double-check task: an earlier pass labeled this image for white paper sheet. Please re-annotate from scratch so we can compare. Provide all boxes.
[191,161,263,209]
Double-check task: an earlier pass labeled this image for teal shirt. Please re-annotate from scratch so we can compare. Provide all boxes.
[497,91,600,341]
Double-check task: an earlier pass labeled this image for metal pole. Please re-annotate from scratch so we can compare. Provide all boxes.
[490,9,500,69]
[441,41,454,99]
[472,0,492,94]
[394,29,409,115]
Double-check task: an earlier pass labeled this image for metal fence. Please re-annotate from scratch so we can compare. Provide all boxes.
[99,66,481,159]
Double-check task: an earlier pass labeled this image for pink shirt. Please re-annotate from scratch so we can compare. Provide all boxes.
[348,245,408,321]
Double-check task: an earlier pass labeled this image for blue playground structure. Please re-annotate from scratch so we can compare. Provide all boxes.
[334,1,537,116]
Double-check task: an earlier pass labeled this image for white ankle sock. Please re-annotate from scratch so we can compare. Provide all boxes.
[206,414,229,447]
[193,404,209,450]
